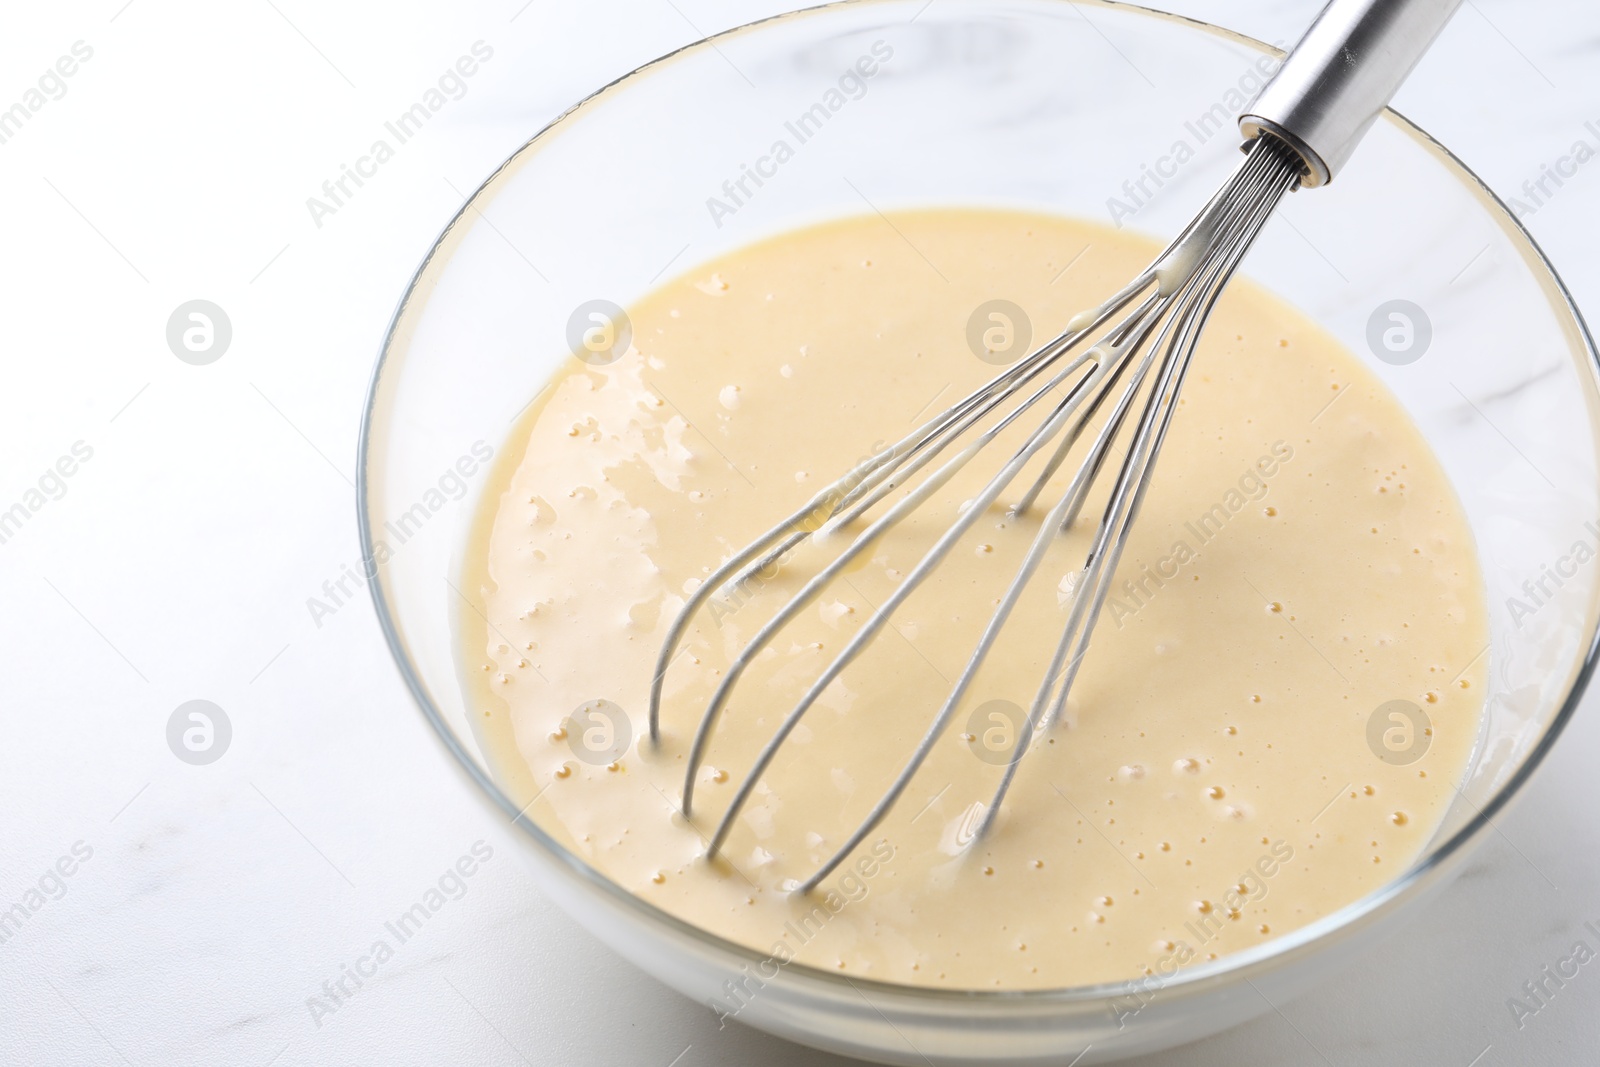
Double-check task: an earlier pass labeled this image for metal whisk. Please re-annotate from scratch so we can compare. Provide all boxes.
[649,0,1463,894]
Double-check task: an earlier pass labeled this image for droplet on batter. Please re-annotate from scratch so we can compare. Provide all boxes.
[549,726,568,742]
[555,763,573,779]
[1390,811,1409,826]
[1174,758,1200,774]
[651,871,666,884]
[1263,506,1277,517]
[1207,786,1225,800]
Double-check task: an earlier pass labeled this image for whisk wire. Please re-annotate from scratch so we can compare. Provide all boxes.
[799,140,1301,888]
[979,139,1302,835]
[655,135,1304,889]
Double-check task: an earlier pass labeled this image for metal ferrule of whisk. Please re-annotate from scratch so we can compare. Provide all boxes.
[649,0,1464,895]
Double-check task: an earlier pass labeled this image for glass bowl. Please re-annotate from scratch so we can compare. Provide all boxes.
[357,1,1600,1062]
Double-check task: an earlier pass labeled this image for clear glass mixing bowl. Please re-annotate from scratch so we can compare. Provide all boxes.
[357,2,1600,1062]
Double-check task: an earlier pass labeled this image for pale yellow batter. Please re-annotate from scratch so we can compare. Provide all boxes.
[457,209,1487,991]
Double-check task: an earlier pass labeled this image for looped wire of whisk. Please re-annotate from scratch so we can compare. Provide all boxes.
[646,135,1304,893]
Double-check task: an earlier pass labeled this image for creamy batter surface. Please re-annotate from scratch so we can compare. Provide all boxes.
[457,209,1487,990]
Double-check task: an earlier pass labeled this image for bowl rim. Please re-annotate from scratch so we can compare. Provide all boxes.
[357,0,1600,1007]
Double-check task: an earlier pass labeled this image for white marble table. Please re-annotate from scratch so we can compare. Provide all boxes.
[2,1,1597,1064]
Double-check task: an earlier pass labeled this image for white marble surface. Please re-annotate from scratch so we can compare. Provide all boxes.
[3,1,1598,1064]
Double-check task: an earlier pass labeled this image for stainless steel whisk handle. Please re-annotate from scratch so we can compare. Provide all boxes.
[1239,0,1462,187]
